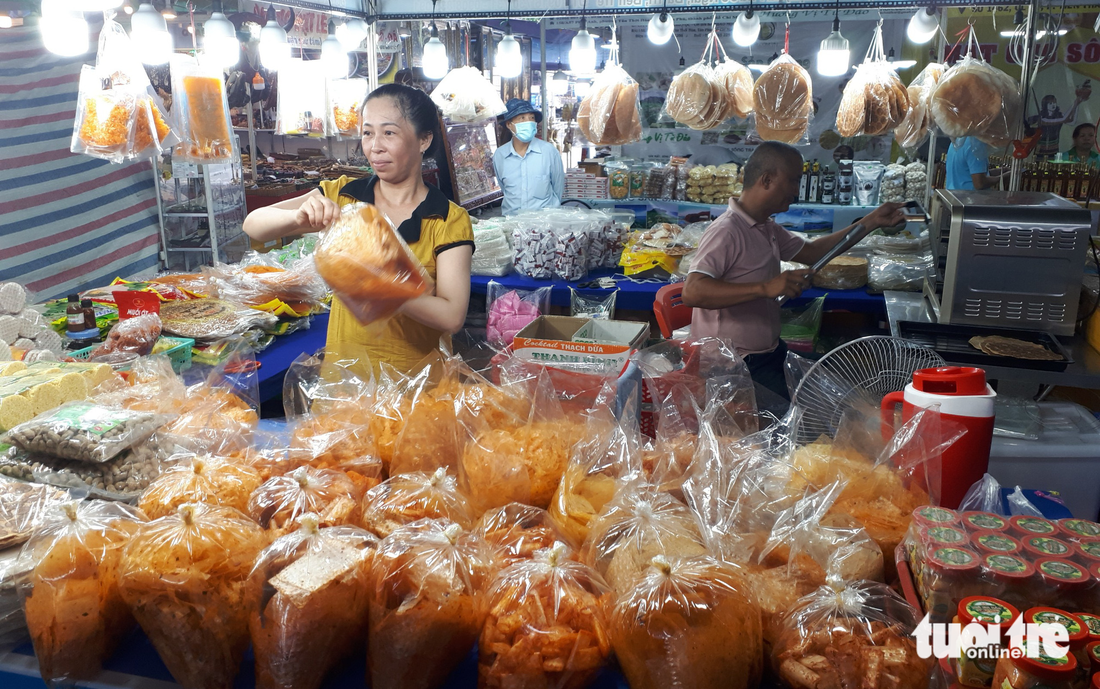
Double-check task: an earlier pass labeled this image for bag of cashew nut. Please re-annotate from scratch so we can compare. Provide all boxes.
[4,401,167,464]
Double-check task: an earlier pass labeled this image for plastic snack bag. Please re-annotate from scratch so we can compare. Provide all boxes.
[170,55,236,163]
[361,467,473,538]
[895,63,945,151]
[475,502,574,566]
[486,282,551,346]
[667,63,729,131]
[368,518,490,689]
[752,53,813,144]
[5,401,166,464]
[89,313,162,358]
[249,466,362,533]
[479,542,612,689]
[249,514,377,689]
[931,30,1021,146]
[328,77,369,138]
[18,501,145,686]
[610,554,763,689]
[577,63,643,146]
[138,453,262,519]
[315,203,430,325]
[570,288,617,320]
[0,477,71,549]
[118,503,265,689]
[835,26,910,138]
[429,66,508,123]
[772,579,933,689]
[389,377,463,476]
[275,58,329,137]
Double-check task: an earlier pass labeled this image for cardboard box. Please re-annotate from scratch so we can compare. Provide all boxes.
[512,316,649,372]
[250,237,284,253]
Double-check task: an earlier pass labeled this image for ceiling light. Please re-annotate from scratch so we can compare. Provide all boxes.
[321,20,349,78]
[203,0,239,69]
[40,0,88,56]
[733,10,760,47]
[569,17,597,76]
[550,70,569,96]
[422,23,449,79]
[574,78,591,98]
[817,10,850,77]
[160,3,176,20]
[259,3,290,71]
[61,0,122,9]
[886,49,917,69]
[906,4,939,44]
[647,11,674,46]
[122,1,134,14]
[496,32,522,79]
[129,2,172,64]
[338,17,369,51]
[0,15,20,28]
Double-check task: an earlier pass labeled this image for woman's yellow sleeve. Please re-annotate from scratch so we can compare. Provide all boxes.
[317,175,352,204]
[434,203,475,256]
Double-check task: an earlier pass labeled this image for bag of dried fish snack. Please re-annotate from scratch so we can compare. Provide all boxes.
[479,542,612,689]
[368,518,490,689]
[18,501,145,686]
[117,503,265,689]
[772,578,934,689]
[138,452,262,519]
[249,514,377,689]
[610,553,763,689]
[249,465,362,533]
[360,467,472,539]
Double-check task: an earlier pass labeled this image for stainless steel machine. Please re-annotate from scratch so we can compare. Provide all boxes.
[929,189,1092,336]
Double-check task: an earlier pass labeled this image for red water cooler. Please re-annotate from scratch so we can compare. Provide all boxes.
[881,367,996,509]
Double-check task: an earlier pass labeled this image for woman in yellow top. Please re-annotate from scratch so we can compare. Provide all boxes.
[243,84,474,376]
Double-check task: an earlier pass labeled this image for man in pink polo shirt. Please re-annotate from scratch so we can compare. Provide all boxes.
[682,142,904,401]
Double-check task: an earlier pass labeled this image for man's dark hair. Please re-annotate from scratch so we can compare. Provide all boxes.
[1073,123,1097,139]
[743,141,804,189]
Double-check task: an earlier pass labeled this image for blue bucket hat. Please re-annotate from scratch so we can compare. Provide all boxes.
[500,98,543,124]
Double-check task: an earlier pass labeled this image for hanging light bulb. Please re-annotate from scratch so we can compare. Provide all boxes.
[886,47,917,70]
[817,6,850,76]
[569,17,597,75]
[732,9,760,47]
[574,78,592,98]
[550,70,569,96]
[422,23,449,79]
[160,1,177,20]
[338,17,369,51]
[62,0,122,10]
[130,2,172,64]
[259,3,290,72]
[321,20,348,78]
[122,1,134,14]
[203,0,239,69]
[40,0,88,57]
[496,32,522,79]
[647,10,674,46]
[906,4,939,44]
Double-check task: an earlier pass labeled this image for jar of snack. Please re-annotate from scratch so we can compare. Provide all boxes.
[1092,671,1099,689]
[1075,541,1100,568]
[917,546,983,623]
[1011,515,1059,538]
[1061,519,1100,543]
[1087,641,1100,676]
[963,511,1011,534]
[1076,613,1100,650]
[923,524,972,549]
[953,596,1021,688]
[974,532,1024,557]
[1023,535,1075,560]
[992,639,1078,689]
[608,166,629,200]
[981,554,1036,612]
[913,505,961,529]
[1036,559,1093,611]
[1025,608,1089,689]
[629,166,647,198]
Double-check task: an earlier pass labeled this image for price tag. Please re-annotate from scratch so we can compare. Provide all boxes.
[114,291,160,320]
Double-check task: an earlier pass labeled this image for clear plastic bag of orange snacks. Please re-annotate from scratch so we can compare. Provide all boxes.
[361,467,472,538]
[249,466,362,533]
[17,501,145,686]
[137,452,262,519]
[118,503,265,689]
[249,514,377,689]
[390,360,462,476]
[480,542,612,689]
[161,382,259,456]
[368,519,490,689]
[610,553,763,689]
[328,77,368,139]
[170,54,236,163]
[475,502,574,566]
[94,355,185,413]
[461,370,587,514]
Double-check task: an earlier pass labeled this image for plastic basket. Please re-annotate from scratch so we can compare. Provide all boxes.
[67,336,194,373]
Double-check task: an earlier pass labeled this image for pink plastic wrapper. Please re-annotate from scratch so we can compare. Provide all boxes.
[486,284,550,347]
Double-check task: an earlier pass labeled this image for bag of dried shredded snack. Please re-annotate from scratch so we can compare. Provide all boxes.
[118,503,265,689]
[138,453,262,520]
[480,542,612,689]
[18,501,145,686]
[249,466,362,534]
[360,467,472,539]
[475,502,574,567]
[368,519,490,689]
[610,553,762,689]
[5,401,166,464]
[249,514,377,689]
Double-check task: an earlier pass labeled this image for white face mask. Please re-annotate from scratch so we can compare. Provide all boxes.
[513,121,537,142]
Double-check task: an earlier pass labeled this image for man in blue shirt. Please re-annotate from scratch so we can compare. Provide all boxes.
[493,99,564,215]
[945,136,1005,190]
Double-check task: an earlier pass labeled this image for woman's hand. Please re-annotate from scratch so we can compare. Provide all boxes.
[294,195,341,230]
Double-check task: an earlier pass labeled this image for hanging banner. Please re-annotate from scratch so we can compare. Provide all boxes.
[248,3,332,48]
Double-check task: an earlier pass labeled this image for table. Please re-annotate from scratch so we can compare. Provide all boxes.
[256,312,329,403]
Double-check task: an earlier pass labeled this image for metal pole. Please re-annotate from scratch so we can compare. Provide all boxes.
[1010,0,1038,192]
[366,21,380,92]
[152,158,169,270]
[923,10,946,209]
[202,165,220,265]
[245,83,258,185]
[540,19,548,140]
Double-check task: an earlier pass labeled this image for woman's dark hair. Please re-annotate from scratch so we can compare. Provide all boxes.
[1041,95,1062,118]
[1073,123,1097,139]
[365,83,445,162]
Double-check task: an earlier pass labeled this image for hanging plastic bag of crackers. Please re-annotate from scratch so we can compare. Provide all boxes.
[138,451,263,519]
[751,53,813,145]
[170,54,236,163]
[895,63,945,152]
[577,61,644,146]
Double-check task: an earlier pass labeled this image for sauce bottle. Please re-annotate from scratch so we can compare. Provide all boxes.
[65,294,84,333]
[80,298,96,331]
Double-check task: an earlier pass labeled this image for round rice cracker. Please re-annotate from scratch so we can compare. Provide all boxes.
[577,97,594,142]
[931,63,1003,139]
[863,79,895,136]
[589,80,622,143]
[977,68,1022,148]
[613,81,640,142]
[754,60,813,125]
[716,60,755,120]
[668,69,713,124]
[756,119,808,144]
[836,76,868,137]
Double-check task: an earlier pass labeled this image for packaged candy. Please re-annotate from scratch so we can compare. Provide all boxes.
[368,519,489,689]
[360,467,472,538]
[992,638,1078,689]
[18,501,145,686]
[249,466,362,533]
[249,515,377,689]
[610,554,763,689]
[952,596,1020,689]
[138,453,262,519]
[118,503,265,689]
[486,283,550,347]
[479,542,612,689]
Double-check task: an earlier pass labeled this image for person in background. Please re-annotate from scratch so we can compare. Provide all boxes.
[681,142,904,402]
[242,84,473,377]
[492,98,564,215]
[1063,123,1100,168]
[945,136,1006,190]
